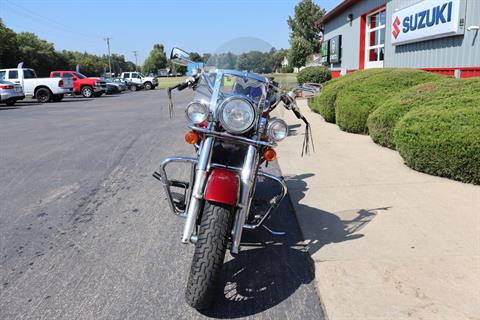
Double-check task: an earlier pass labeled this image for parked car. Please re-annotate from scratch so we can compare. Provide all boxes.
[0,68,73,103]
[0,79,25,106]
[121,72,158,90]
[103,78,126,94]
[50,71,106,98]
[123,79,144,91]
[158,69,169,77]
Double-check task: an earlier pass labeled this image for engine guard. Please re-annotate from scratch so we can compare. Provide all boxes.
[154,157,287,230]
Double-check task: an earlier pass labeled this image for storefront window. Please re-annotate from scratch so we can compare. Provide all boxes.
[365,8,386,67]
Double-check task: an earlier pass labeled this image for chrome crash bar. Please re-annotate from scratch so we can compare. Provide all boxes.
[155,157,288,247]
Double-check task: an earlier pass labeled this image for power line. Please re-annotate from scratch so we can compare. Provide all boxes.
[4,0,103,40]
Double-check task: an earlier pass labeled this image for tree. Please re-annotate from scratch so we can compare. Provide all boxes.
[15,32,57,76]
[189,52,203,62]
[142,43,167,74]
[287,0,325,53]
[235,53,250,71]
[202,53,211,65]
[288,37,313,68]
[273,48,289,72]
[0,19,19,68]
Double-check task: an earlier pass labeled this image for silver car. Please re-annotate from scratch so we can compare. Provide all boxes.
[0,79,25,106]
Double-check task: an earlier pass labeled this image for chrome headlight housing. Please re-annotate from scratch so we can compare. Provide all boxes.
[267,118,288,141]
[185,101,208,124]
[218,97,256,134]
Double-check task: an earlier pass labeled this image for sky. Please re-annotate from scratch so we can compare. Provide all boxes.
[0,0,342,64]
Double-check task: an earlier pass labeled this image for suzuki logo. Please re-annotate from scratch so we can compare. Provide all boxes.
[392,16,401,39]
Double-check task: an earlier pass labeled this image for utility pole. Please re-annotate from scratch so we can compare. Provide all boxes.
[132,51,139,71]
[104,37,112,76]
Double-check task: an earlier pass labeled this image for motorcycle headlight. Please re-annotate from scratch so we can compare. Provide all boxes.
[185,101,208,124]
[218,97,255,134]
[267,118,288,141]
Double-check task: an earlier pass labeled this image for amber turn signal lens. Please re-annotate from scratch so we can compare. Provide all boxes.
[263,148,277,161]
[184,131,199,145]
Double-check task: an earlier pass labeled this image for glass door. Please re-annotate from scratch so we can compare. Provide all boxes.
[365,8,386,69]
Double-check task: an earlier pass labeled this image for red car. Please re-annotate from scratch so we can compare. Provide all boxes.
[50,71,106,98]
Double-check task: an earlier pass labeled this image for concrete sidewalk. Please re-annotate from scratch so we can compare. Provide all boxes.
[276,100,480,320]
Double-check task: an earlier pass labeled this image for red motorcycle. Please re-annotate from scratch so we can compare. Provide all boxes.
[154,46,319,310]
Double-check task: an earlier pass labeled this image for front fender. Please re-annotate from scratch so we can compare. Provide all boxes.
[204,168,239,206]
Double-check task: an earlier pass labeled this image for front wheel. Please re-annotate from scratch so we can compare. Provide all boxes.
[130,85,137,91]
[185,201,233,310]
[81,86,93,98]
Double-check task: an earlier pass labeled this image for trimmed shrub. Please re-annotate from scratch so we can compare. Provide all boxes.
[280,65,294,73]
[367,81,442,148]
[335,68,443,134]
[308,69,392,123]
[393,78,480,184]
[297,66,331,86]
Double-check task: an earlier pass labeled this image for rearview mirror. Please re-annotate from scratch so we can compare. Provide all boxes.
[170,47,193,66]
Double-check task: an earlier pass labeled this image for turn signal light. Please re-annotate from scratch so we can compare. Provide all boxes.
[263,148,277,162]
[184,131,199,145]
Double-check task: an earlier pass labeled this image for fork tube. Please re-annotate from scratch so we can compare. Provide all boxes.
[181,136,214,243]
[231,144,258,254]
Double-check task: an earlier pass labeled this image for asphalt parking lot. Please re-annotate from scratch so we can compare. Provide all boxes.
[0,91,324,320]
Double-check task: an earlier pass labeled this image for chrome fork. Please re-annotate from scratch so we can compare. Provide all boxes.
[181,136,214,243]
[231,144,259,254]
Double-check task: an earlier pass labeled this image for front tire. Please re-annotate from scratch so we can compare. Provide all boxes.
[185,201,233,310]
[6,100,15,106]
[81,86,93,98]
[130,85,137,92]
[144,82,152,90]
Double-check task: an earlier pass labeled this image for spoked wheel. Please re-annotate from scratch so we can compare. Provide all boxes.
[81,86,93,98]
[185,201,234,310]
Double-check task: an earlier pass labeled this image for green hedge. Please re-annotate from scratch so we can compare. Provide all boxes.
[393,78,480,184]
[335,69,443,134]
[367,81,442,148]
[308,69,396,123]
[297,66,331,86]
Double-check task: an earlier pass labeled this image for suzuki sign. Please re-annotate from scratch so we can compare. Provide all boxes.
[391,0,465,45]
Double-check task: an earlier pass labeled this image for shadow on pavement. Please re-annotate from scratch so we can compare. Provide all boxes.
[284,173,391,255]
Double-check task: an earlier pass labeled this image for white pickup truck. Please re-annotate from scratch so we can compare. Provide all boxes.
[0,68,74,103]
[121,72,158,90]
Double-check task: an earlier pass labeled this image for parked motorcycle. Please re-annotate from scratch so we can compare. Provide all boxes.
[153,45,320,310]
